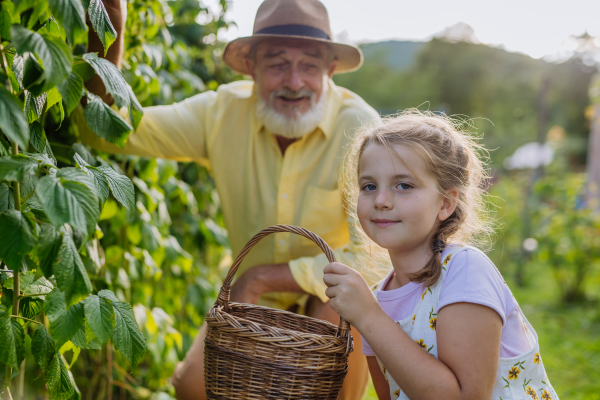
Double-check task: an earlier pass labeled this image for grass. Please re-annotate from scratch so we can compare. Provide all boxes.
[361,259,600,399]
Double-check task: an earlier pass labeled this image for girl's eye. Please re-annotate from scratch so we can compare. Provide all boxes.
[396,183,412,191]
[362,184,377,192]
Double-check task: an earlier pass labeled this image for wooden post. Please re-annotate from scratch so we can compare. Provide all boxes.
[586,74,600,211]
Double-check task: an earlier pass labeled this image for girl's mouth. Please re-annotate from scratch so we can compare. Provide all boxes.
[372,219,400,228]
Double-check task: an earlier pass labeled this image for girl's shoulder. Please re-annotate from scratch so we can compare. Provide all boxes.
[439,244,515,324]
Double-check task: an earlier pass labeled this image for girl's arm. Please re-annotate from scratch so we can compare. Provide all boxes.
[324,263,502,400]
[367,356,391,400]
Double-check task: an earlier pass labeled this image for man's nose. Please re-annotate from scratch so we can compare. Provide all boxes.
[374,188,394,210]
[283,65,303,91]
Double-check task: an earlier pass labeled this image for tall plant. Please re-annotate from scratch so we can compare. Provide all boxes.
[0,0,233,398]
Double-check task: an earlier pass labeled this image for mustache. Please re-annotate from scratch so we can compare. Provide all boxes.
[270,88,316,101]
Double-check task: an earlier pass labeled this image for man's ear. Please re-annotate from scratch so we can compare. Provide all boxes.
[438,189,459,221]
[327,60,337,78]
[245,58,256,79]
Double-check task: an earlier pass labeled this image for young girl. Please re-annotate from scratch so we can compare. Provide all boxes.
[323,111,558,400]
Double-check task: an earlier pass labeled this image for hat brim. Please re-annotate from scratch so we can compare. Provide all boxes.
[222,34,363,76]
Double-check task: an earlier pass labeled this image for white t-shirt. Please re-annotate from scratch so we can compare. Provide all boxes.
[362,247,532,358]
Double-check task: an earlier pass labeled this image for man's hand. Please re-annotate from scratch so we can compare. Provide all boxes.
[229,263,305,304]
[323,262,380,327]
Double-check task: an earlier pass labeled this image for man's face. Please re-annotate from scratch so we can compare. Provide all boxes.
[247,40,336,119]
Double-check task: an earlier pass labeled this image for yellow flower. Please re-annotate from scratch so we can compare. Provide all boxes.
[541,389,552,400]
[412,314,416,324]
[394,389,400,397]
[534,353,540,364]
[526,386,536,396]
[508,366,520,380]
[371,283,379,291]
[415,339,427,350]
[421,290,427,300]
[443,254,452,265]
[429,317,437,331]
[382,365,386,374]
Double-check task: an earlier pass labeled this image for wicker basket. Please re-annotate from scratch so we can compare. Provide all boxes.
[204,225,354,399]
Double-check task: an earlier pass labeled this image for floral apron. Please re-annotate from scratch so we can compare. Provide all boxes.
[370,245,559,400]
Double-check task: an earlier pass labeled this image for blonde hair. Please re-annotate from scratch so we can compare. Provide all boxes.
[344,109,494,286]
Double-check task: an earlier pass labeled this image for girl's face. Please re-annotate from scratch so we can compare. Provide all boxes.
[357,143,453,253]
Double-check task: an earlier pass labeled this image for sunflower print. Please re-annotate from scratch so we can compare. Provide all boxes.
[429,317,437,331]
[541,389,552,400]
[412,314,416,325]
[382,365,386,374]
[534,353,540,364]
[394,389,400,398]
[443,254,453,265]
[508,366,520,380]
[421,290,427,300]
[371,283,379,292]
[415,339,427,350]
[526,386,536,396]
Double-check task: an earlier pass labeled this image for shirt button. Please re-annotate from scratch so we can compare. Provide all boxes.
[282,193,288,199]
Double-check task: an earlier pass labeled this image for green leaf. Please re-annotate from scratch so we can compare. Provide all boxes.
[20,53,46,96]
[82,53,128,109]
[52,234,92,307]
[10,25,72,92]
[47,0,86,43]
[32,325,75,399]
[46,86,62,110]
[0,154,38,182]
[0,210,37,270]
[127,85,143,130]
[86,0,117,54]
[57,167,97,196]
[112,301,146,368]
[37,173,100,236]
[0,1,19,40]
[37,224,63,277]
[29,121,47,153]
[74,153,109,204]
[84,294,114,345]
[0,304,26,369]
[57,72,83,115]
[71,319,101,350]
[44,288,85,348]
[4,270,53,296]
[0,86,29,149]
[32,324,56,369]
[97,166,134,211]
[0,182,14,211]
[83,92,132,148]
[24,90,47,123]
[98,289,118,302]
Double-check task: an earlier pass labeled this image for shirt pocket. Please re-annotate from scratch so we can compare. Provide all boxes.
[299,186,349,250]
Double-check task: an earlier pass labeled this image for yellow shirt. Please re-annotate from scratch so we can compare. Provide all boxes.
[80,79,389,309]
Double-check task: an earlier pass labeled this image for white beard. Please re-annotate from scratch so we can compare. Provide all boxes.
[255,80,329,139]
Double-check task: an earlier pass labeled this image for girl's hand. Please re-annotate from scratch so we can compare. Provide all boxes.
[323,262,381,326]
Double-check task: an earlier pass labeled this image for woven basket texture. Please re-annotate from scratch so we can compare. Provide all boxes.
[204,225,353,399]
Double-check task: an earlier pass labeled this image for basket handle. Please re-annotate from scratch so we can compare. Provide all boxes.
[216,224,351,337]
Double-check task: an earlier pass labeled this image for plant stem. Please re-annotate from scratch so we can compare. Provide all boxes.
[9,316,41,325]
[11,143,21,212]
[0,38,13,94]
[107,343,113,400]
[17,359,25,400]
[17,293,48,300]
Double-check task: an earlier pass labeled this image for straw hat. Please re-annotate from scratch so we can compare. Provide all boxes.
[222,0,363,75]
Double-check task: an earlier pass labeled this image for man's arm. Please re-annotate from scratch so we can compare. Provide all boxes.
[229,263,304,304]
[85,0,126,103]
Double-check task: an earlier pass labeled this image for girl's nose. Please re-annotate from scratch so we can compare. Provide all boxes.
[374,188,394,210]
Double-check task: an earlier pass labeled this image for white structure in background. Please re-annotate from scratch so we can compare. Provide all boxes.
[504,142,554,170]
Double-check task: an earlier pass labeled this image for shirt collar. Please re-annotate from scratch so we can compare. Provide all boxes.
[252,78,343,140]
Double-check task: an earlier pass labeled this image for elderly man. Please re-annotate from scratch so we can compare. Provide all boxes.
[84,0,387,398]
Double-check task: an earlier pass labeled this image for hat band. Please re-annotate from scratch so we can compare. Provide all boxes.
[255,24,331,40]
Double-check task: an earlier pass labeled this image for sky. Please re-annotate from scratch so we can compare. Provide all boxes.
[205,0,600,60]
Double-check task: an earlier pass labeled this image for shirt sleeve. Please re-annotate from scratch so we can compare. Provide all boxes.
[78,90,218,163]
[288,221,390,303]
[437,249,508,325]
[361,333,375,356]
